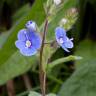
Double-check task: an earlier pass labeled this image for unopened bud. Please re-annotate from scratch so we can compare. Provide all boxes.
[53,0,61,5]
[60,18,68,25]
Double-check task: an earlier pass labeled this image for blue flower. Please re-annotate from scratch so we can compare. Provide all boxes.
[55,27,73,52]
[15,21,41,56]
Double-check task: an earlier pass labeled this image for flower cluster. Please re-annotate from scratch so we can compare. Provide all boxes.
[15,21,41,56]
[15,21,73,56]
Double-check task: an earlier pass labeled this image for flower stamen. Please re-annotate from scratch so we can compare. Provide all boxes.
[59,37,64,44]
[26,40,31,48]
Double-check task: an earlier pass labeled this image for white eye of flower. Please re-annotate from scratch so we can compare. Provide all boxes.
[25,21,36,31]
[59,37,64,44]
[26,40,31,48]
[53,0,61,5]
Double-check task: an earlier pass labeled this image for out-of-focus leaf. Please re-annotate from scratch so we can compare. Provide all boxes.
[47,55,82,70]
[75,40,96,68]
[28,91,56,96]
[0,31,11,49]
[12,4,30,23]
[28,91,41,96]
[46,93,56,96]
[58,40,96,96]
[0,51,37,85]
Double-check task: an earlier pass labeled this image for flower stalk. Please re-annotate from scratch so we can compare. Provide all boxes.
[39,18,48,96]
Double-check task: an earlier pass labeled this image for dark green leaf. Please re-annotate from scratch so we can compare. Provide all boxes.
[58,40,96,96]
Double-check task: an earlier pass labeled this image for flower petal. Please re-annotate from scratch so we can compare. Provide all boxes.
[20,47,37,56]
[31,34,41,49]
[15,40,25,49]
[26,30,41,49]
[61,45,70,52]
[17,29,27,41]
[56,35,68,45]
[55,27,66,38]
[63,37,74,48]
[25,30,36,39]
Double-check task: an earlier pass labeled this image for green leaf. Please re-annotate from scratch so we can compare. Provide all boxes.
[0,51,37,85]
[28,91,41,96]
[28,91,56,96]
[58,40,96,96]
[46,93,56,96]
[47,55,82,70]
[12,4,30,23]
[0,31,11,49]
[75,40,96,68]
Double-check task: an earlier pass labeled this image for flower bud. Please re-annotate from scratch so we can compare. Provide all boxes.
[53,0,61,5]
[25,21,36,31]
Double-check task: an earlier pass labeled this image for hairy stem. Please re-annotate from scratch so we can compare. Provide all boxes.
[39,18,48,96]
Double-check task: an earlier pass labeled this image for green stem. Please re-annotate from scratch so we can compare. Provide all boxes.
[39,18,48,96]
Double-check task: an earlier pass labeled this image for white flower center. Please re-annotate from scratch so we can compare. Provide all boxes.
[26,40,31,48]
[59,38,64,44]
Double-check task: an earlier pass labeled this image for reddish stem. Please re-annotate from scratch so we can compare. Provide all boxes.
[39,18,48,96]
[6,80,15,96]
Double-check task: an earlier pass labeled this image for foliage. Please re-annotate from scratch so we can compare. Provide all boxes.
[28,91,56,96]
[58,40,96,96]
